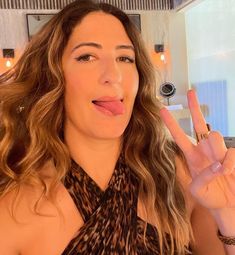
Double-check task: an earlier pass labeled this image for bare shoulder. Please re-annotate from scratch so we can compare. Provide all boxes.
[0,161,82,255]
[0,161,58,254]
[0,182,43,255]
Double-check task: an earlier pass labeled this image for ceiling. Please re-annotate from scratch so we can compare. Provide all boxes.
[0,0,174,10]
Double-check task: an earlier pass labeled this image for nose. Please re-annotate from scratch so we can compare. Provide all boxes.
[99,58,122,85]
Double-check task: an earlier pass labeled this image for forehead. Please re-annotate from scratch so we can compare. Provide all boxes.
[67,11,133,46]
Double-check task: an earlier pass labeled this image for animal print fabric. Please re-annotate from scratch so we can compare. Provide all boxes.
[62,158,187,255]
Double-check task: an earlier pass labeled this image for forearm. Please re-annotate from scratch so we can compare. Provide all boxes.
[211,208,235,255]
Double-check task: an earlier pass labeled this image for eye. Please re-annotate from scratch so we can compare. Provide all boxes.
[118,56,135,63]
[75,54,95,62]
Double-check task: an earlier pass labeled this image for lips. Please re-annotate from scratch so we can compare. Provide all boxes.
[92,97,125,116]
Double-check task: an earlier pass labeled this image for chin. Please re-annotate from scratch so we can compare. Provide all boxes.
[92,128,125,140]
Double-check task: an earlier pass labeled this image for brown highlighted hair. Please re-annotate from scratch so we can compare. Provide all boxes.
[0,0,191,254]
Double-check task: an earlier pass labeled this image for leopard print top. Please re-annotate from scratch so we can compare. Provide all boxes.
[62,158,190,255]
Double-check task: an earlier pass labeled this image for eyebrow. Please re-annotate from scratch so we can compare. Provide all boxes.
[71,42,135,52]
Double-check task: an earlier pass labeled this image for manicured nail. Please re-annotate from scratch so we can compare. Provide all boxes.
[211,162,222,173]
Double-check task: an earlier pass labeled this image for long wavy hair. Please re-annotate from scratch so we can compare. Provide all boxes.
[0,0,191,254]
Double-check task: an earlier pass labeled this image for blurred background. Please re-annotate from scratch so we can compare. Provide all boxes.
[0,0,234,146]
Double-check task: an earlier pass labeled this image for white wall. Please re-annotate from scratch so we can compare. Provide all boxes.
[0,9,58,50]
[185,0,235,136]
[168,11,189,106]
[168,11,192,135]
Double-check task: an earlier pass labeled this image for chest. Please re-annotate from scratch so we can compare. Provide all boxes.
[18,187,149,255]
[20,195,192,255]
[19,163,193,255]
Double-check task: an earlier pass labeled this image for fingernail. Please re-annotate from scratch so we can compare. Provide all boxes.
[211,162,222,173]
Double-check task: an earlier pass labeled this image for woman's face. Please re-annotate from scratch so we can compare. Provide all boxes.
[62,11,139,142]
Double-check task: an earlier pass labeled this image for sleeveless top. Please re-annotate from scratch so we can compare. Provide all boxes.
[62,158,190,255]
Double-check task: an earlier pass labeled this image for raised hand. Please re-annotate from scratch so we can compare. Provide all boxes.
[160,89,235,210]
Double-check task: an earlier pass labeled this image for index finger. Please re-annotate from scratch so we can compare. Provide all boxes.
[187,90,208,134]
[160,107,194,153]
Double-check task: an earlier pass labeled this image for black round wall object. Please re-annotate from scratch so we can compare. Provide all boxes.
[159,82,176,98]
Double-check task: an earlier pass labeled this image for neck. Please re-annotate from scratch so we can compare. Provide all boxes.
[65,130,122,190]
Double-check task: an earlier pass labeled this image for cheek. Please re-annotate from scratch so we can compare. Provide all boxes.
[64,76,83,114]
[64,70,88,97]
[64,62,86,88]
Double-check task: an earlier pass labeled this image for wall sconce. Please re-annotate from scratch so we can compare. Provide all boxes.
[154,44,165,62]
[2,48,15,68]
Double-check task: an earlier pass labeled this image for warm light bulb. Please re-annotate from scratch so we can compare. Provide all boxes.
[160,53,165,62]
[5,59,12,67]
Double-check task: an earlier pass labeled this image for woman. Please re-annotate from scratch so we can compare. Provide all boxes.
[0,0,234,254]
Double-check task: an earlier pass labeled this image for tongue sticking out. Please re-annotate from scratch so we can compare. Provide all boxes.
[93,100,125,115]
